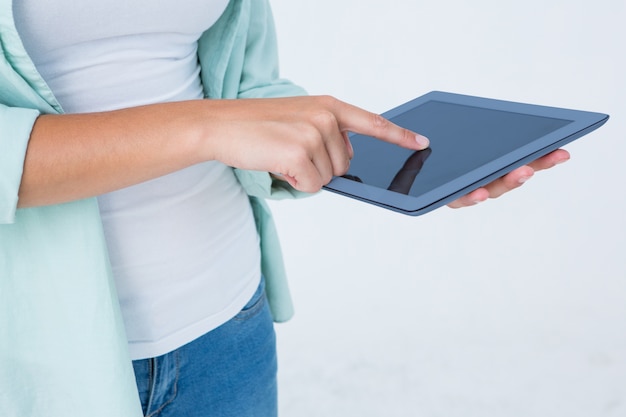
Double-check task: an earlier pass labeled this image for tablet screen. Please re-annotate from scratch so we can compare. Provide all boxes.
[344,101,573,196]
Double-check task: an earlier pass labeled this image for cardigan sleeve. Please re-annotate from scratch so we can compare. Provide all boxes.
[1,5,60,224]
[235,0,307,100]
[0,104,40,224]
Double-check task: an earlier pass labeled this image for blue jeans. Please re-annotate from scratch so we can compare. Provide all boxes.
[131,278,277,417]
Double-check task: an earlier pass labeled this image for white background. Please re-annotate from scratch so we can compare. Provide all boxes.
[269,1,626,416]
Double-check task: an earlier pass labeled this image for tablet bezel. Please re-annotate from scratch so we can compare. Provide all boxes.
[323,91,609,216]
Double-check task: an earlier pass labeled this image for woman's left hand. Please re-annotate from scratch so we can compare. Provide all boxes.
[447,148,571,209]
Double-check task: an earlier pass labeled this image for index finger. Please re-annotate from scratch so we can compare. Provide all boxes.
[329,97,430,150]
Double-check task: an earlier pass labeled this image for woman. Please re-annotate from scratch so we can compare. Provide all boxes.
[0,0,568,416]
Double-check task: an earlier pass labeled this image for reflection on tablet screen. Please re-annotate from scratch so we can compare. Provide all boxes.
[344,101,572,197]
[344,148,433,195]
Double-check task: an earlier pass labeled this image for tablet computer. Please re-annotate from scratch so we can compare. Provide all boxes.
[323,91,609,216]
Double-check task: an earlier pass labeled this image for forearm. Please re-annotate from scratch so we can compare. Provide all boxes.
[18,100,209,208]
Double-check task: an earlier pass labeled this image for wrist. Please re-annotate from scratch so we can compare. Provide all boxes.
[172,99,221,165]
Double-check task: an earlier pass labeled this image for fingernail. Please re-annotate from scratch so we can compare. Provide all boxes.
[415,134,430,148]
[518,176,532,184]
[472,196,487,204]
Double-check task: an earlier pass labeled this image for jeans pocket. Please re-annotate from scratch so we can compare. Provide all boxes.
[234,277,267,321]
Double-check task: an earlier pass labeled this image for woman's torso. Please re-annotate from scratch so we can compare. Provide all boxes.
[13,0,262,359]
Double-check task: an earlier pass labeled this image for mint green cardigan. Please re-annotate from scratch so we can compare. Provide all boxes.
[0,1,306,415]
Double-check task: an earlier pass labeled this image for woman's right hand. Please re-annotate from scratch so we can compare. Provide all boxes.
[199,95,430,193]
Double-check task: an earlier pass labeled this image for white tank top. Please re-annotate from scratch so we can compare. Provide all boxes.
[14,0,262,359]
